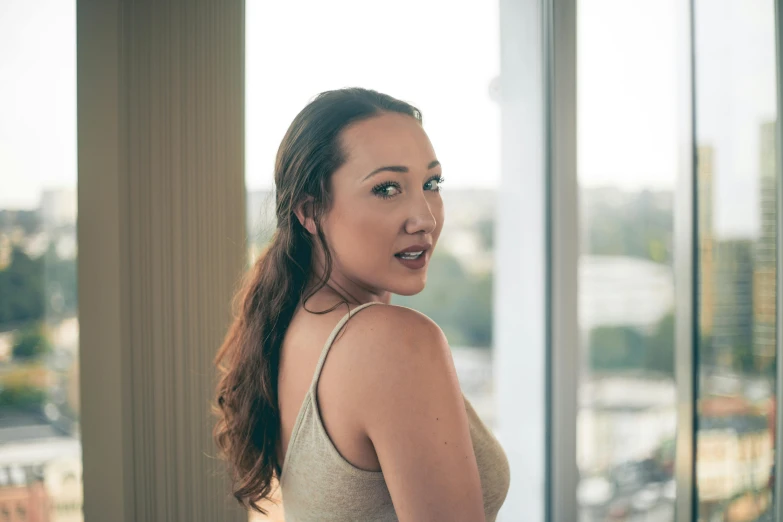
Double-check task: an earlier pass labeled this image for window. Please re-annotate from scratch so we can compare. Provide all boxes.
[0,1,82,521]
[694,0,778,519]
[246,0,501,518]
[576,0,680,519]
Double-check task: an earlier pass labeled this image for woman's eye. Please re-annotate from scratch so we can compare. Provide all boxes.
[424,176,445,191]
[372,182,402,199]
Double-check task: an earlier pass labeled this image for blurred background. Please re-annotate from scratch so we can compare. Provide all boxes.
[0,0,780,521]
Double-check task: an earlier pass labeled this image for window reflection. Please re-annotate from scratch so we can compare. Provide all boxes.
[694,0,778,520]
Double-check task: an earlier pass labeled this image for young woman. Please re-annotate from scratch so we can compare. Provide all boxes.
[214,88,510,521]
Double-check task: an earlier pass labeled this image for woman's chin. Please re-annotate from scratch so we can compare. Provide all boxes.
[390,279,427,297]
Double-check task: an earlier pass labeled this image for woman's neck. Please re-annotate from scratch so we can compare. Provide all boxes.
[304,274,391,310]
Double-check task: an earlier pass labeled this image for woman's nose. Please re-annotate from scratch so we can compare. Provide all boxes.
[404,193,437,235]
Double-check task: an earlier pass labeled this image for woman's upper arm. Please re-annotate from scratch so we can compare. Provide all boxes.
[349,305,485,522]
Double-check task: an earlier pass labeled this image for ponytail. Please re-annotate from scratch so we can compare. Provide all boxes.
[212,87,422,514]
[213,225,310,513]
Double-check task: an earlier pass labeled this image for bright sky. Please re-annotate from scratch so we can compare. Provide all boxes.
[0,0,777,238]
[244,0,501,193]
[0,0,77,209]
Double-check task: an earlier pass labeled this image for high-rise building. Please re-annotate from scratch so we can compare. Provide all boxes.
[698,145,757,371]
[712,239,755,369]
[753,121,777,366]
[698,146,715,338]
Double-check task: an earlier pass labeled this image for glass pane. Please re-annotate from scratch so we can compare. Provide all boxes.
[0,1,82,521]
[694,1,778,520]
[246,1,500,519]
[577,1,679,519]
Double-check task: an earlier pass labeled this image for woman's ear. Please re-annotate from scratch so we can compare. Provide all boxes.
[294,197,318,235]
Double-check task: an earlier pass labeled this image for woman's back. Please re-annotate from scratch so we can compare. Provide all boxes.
[277,301,510,521]
[278,298,384,474]
[214,88,510,521]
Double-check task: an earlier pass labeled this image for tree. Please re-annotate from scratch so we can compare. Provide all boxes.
[476,219,494,251]
[589,312,675,377]
[12,324,52,360]
[589,326,647,373]
[583,189,673,264]
[454,273,493,346]
[392,249,494,347]
[0,209,41,235]
[734,343,756,375]
[644,313,675,377]
[0,243,77,329]
[0,247,45,327]
[0,385,46,409]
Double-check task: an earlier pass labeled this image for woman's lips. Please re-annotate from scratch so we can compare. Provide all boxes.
[394,248,428,270]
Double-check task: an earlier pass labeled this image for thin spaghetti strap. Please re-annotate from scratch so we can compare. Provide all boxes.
[307,301,383,394]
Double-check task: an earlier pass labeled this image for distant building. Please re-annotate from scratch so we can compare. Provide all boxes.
[53,235,77,261]
[0,411,81,522]
[23,232,50,259]
[39,190,77,230]
[0,466,50,522]
[578,376,676,473]
[698,146,715,337]
[753,122,777,366]
[0,234,11,270]
[66,359,80,418]
[697,398,773,504]
[43,458,82,522]
[712,239,755,368]
[700,128,775,373]
[50,318,79,356]
[579,256,674,331]
[0,331,12,361]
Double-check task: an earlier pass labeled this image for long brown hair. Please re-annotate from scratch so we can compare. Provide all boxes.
[213,88,422,513]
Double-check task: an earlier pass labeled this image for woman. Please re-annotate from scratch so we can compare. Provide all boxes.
[214,88,510,521]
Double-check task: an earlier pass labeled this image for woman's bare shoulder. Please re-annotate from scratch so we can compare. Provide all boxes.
[333,303,456,406]
[339,303,448,355]
[335,304,483,520]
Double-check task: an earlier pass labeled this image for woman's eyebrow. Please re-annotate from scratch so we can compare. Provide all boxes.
[363,160,441,181]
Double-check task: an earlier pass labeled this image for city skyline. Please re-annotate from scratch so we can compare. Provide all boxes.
[0,0,776,237]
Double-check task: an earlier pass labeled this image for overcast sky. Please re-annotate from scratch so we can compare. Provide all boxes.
[0,0,777,237]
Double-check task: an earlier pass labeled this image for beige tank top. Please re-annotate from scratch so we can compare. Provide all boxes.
[278,302,510,521]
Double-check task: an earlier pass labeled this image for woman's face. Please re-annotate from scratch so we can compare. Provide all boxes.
[320,112,445,298]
